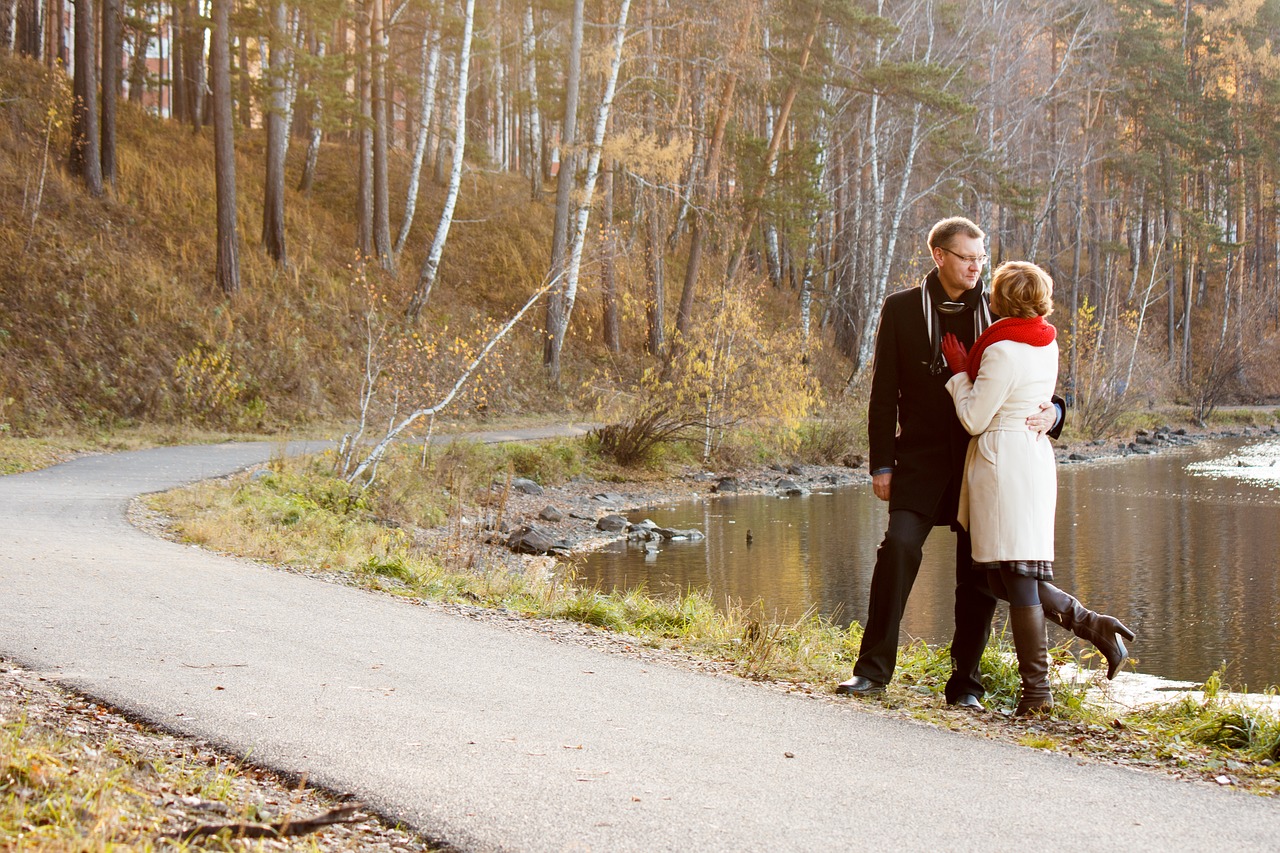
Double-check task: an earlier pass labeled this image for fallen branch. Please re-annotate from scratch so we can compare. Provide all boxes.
[165,804,363,841]
[345,275,556,486]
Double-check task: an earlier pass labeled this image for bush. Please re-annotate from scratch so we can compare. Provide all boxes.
[590,406,697,468]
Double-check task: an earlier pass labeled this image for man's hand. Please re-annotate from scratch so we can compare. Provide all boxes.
[872,471,892,502]
[1026,401,1055,438]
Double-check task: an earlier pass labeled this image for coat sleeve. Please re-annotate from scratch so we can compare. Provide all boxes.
[946,345,1018,436]
[1048,394,1066,440]
[867,298,900,473]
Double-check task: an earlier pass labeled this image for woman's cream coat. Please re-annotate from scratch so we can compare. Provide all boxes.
[945,336,1059,563]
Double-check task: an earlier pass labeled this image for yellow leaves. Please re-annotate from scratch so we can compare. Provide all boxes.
[640,283,818,446]
[173,343,245,423]
[1194,0,1280,100]
[603,129,694,184]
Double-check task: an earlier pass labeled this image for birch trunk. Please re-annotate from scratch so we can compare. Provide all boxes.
[298,40,326,193]
[406,0,475,323]
[395,1,442,253]
[545,0,632,384]
[542,0,584,377]
[371,0,393,269]
[521,0,543,199]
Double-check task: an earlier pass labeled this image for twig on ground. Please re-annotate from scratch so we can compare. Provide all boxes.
[164,804,364,841]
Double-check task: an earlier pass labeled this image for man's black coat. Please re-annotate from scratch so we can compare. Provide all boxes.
[867,271,1064,523]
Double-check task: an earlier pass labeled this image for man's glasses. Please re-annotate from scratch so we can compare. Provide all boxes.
[937,246,988,266]
[935,301,967,314]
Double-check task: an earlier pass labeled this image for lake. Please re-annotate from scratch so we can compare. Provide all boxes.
[579,435,1280,689]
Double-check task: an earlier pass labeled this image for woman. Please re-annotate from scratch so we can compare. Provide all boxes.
[941,262,1134,715]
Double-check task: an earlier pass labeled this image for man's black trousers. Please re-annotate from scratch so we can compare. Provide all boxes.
[852,508,996,702]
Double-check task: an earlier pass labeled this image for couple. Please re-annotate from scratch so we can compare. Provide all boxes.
[837,217,1134,714]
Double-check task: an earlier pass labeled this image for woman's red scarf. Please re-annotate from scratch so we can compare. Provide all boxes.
[967,316,1056,381]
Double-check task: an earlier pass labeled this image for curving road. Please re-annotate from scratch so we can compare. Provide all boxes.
[2,442,1278,851]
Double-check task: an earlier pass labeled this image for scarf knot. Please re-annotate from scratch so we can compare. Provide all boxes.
[967,316,1056,380]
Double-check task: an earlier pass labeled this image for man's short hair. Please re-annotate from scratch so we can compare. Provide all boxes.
[927,217,985,250]
[990,261,1054,318]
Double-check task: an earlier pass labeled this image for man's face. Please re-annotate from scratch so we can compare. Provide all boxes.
[932,235,987,299]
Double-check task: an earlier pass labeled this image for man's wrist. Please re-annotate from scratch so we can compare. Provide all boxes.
[871,467,894,476]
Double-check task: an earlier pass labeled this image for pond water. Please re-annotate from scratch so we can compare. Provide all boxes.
[579,435,1280,689]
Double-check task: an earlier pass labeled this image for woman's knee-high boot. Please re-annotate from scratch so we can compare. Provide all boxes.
[1037,582,1135,680]
[1010,605,1054,716]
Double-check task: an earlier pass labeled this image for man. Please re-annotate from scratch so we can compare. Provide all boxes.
[836,217,1063,709]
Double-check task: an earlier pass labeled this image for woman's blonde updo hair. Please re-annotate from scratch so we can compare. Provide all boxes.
[990,261,1054,319]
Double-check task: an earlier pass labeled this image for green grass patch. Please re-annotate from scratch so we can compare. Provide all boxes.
[149,444,1280,795]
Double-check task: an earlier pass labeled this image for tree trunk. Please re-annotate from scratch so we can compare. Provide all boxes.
[261,0,289,266]
[211,0,240,295]
[356,0,373,256]
[172,1,187,123]
[601,157,620,353]
[542,0,584,377]
[100,0,121,185]
[297,40,325,193]
[183,0,205,130]
[14,0,41,58]
[238,30,252,127]
[1,0,16,53]
[370,0,392,268]
[644,201,666,358]
[69,0,103,196]
[724,4,821,283]
[545,0,631,384]
[127,23,149,104]
[47,0,61,64]
[521,0,542,199]
[673,71,738,340]
[405,0,475,323]
[672,6,755,343]
[394,0,442,253]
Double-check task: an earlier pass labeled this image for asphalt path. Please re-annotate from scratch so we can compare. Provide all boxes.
[2,441,1278,851]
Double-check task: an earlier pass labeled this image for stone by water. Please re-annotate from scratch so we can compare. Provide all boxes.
[580,436,1280,689]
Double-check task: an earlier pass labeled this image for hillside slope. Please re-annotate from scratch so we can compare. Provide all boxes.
[0,54,556,434]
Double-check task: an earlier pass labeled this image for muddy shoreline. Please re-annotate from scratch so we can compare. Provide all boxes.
[497,422,1280,561]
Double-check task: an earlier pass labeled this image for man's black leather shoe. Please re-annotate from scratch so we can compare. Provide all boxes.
[835,675,886,696]
[948,693,985,711]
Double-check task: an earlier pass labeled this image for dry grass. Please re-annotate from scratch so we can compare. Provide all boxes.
[0,662,435,851]
[0,51,558,436]
[144,443,1280,796]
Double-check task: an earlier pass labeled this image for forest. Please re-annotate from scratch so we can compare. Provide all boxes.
[3,0,1280,452]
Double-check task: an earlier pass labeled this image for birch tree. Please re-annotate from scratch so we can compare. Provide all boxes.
[406,0,476,323]
[542,0,584,376]
[395,0,443,253]
[544,0,632,385]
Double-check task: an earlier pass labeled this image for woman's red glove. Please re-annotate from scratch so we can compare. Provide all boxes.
[941,333,969,376]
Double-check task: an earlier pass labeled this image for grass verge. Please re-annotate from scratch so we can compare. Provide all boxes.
[0,662,434,851]
[140,438,1280,797]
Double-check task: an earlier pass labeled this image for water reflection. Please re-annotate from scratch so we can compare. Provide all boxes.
[579,436,1280,688]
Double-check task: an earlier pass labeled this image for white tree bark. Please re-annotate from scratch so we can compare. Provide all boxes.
[407,0,476,323]
[349,276,557,486]
[522,0,543,196]
[395,0,443,254]
[547,0,633,377]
